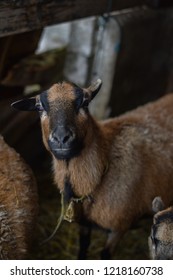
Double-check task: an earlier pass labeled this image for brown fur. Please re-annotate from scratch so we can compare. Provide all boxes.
[12,80,173,257]
[40,83,173,253]
[0,136,38,259]
[149,197,173,260]
[48,82,77,102]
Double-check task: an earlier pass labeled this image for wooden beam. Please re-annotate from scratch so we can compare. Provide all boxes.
[0,0,144,38]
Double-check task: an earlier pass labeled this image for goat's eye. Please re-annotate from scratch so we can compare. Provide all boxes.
[36,101,44,112]
[82,99,89,108]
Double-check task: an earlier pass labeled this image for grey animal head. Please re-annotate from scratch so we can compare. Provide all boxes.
[149,196,173,260]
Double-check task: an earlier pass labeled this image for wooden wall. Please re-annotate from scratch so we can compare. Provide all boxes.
[110,6,173,116]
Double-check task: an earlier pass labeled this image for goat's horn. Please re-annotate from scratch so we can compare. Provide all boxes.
[88,79,102,92]
[87,79,102,100]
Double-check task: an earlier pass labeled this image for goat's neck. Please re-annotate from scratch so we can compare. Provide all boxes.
[53,119,109,197]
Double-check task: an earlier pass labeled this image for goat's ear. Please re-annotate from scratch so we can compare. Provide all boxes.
[85,79,102,102]
[152,196,165,213]
[11,97,37,111]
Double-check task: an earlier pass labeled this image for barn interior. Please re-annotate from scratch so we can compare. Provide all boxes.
[1,0,173,259]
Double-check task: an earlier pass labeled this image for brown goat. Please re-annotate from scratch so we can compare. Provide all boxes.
[11,79,173,259]
[149,196,173,260]
[0,136,38,259]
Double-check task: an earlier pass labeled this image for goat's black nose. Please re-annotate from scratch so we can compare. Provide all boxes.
[52,126,74,145]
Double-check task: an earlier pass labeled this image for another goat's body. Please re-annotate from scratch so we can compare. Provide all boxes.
[149,197,173,259]
[53,93,173,233]
[0,136,38,259]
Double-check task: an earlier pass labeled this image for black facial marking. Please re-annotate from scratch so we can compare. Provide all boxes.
[74,86,84,98]
[40,91,49,112]
[73,87,84,112]
[48,137,84,160]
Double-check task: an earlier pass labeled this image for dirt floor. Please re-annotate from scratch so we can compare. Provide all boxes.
[29,155,152,260]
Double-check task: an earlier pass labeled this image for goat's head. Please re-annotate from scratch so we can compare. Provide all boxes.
[11,79,102,160]
[148,196,173,260]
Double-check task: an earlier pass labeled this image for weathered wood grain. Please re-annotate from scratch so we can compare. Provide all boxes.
[0,0,144,37]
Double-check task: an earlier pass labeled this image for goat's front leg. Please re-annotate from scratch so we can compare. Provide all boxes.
[78,223,92,259]
[101,231,122,259]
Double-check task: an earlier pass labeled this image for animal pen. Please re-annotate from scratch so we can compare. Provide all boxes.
[1,0,173,260]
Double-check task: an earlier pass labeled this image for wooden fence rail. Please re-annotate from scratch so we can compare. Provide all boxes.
[0,0,145,37]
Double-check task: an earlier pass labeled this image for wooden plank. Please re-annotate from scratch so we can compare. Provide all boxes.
[0,0,144,37]
[0,30,42,79]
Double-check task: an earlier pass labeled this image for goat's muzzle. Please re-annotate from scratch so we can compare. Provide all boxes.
[48,126,83,160]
